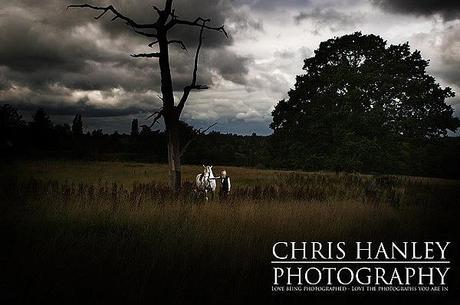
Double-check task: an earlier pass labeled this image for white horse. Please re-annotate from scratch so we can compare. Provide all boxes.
[195,165,216,201]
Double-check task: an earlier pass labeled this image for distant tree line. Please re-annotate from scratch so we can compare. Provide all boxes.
[0,104,269,168]
[1,104,459,178]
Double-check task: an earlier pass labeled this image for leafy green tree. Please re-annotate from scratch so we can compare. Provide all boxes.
[29,108,54,150]
[271,32,460,172]
[131,119,139,137]
[72,114,83,136]
[30,108,53,131]
[0,104,26,150]
[0,104,25,130]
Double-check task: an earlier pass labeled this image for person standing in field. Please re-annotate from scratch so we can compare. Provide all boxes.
[219,170,231,200]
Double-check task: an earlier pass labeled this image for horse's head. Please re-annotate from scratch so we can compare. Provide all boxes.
[202,165,213,176]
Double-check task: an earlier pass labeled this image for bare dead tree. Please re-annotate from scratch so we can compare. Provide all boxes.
[180,122,217,157]
[67,0,227,190]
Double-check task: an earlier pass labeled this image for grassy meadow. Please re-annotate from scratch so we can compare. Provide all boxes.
[1,160,459,304]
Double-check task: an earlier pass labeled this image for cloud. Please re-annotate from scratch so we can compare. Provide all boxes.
[0,83,162,117]
[0,0,255,119]
[438,24,460,85]
[207,49,253,85]
[12,100,149,118]
[235,108,266,122]
[1,0,459,135]
[408,23,460,89]
[288,0,367,35]
[294,7,363,32]
[234,0,312,11]
[372,0,460,21]
[0,68,11,91]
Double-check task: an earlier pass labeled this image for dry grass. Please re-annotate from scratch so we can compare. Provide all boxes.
[1,160,459,304]
[1,160,294,185]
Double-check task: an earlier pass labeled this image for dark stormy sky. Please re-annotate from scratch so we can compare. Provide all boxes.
[1,0,460,134]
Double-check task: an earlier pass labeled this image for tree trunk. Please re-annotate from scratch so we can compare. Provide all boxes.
[68,1,226,191]
[158,32,182,190]
[166,120,181,190]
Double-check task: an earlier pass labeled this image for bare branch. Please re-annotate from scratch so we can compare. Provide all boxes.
[180,122,217,157]
[133,28,158,38]
[67,4,157,29]
[152,5,162,16]
[168,40,187,51]
[170,9,178,19]
[168,16,228,38]
[176,20,207,115]
[180,141,193,157]
[191,85,209,90]
[150,114,163,127]
[131,53,161,58]
[145,109,164,128]
[153,0,174,25]
[200,122,218,134]
[146,110,161,119]
[148,40,159,48]
[164,0,174,16]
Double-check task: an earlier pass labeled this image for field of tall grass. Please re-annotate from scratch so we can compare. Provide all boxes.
[1,160,459,304]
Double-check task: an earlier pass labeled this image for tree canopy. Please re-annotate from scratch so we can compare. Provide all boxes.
[271,32,460,173]
[72,114,83,136]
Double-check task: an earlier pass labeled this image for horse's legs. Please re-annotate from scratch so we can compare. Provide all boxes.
[204,190,208,201]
